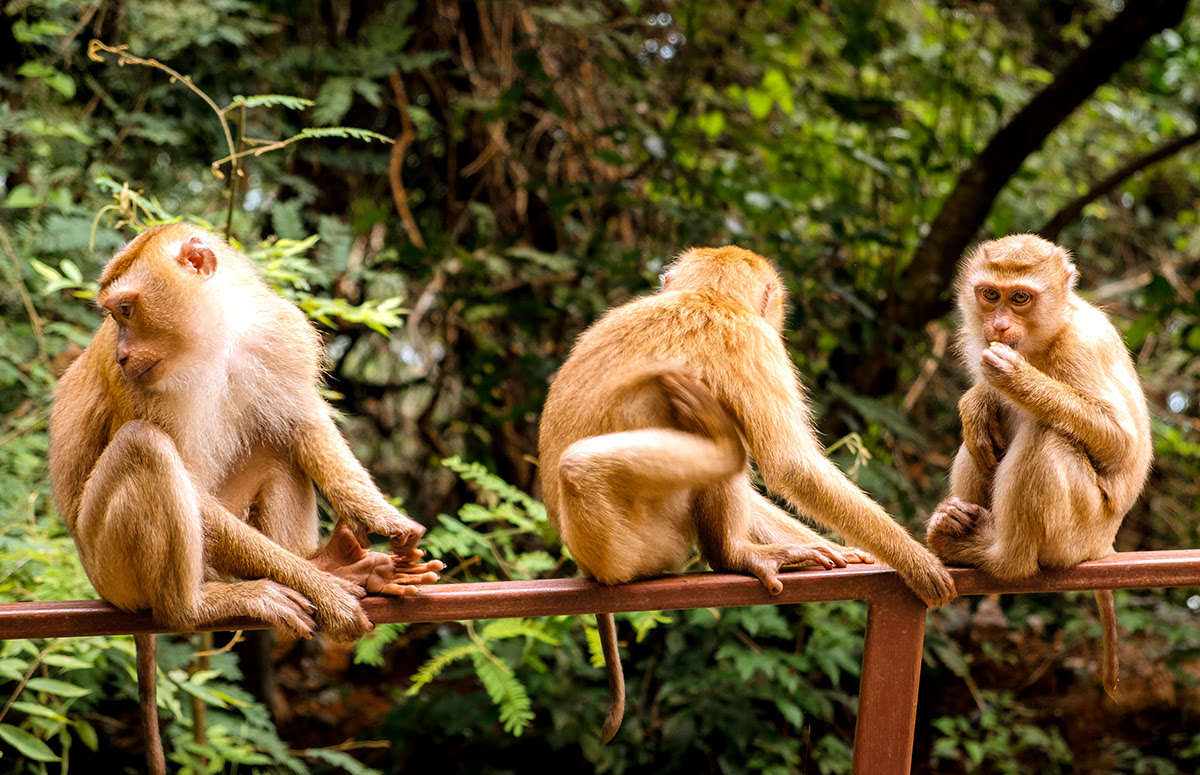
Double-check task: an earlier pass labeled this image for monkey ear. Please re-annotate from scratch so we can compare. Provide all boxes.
[178,237,217,279]
[659,268,675,290]
[1057,248,1079,290]
[760,281,777,318]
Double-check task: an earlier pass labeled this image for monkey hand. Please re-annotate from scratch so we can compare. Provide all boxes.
[980,342,1026,389]
[348,503,426,551]
[313,519,445,597]
[306,574,372,642]
[896,548,957,608]
[959,386,1007,475]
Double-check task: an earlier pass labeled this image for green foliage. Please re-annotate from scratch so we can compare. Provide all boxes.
[930,691,1073,775]
[5,0,1200,772]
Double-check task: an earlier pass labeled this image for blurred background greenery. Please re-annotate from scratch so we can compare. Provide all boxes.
[3,0,1200,772]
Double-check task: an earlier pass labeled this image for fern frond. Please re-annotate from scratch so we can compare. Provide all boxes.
[472,654,534,736]
[479,619,560,646]
[441,456,548,521]
[584,625,605,669]
[228,94,315,111]
[294,126,393,144]
[354,623,409,667]
[405,643,475,696]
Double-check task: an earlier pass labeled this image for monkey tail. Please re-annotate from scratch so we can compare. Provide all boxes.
[134,633,166,775]
[1095,589,1119,700]
[598,612,626,745]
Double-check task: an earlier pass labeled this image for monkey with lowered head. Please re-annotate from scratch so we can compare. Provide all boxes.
[49,223,444,774]
[539,246,957,742]
[926,234,1152,698]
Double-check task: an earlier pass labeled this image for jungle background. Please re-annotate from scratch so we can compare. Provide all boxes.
[2,0,1200,772]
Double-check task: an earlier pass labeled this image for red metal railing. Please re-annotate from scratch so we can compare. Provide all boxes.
[3,549,1200,774]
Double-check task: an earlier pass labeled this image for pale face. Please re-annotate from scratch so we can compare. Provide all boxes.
[973,282,1040,350]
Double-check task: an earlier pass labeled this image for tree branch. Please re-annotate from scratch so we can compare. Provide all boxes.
[843,0,1189,396]
[1041,127,1200,241]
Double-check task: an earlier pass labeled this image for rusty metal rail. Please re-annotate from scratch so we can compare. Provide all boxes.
[3,549,1200,773]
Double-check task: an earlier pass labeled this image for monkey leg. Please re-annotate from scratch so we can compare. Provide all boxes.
[74,421,317,638]
[202,506,372,642]
[925,496,994,567]
[557,428,743,584]
[946,443,993,510]
[747,490,875,564]
[246,458,321,556]
[696,478,848,596]
[987,426,1107,580]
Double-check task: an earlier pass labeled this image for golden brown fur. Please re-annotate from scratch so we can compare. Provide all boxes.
[539,246,956,741]
[927,234,1152,697]
[49,223,443,773]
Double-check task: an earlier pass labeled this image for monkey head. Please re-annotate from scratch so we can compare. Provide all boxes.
[955,234,1079,354]
[660,246,787,333]
[97,225,224,389]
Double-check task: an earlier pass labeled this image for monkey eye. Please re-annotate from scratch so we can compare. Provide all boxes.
[1010,290,1031,305]
[116,302,134,319]
[980,287,1000,303]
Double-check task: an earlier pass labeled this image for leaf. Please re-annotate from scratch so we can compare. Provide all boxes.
[228,94,315,111]
[304,747,384,775]
[406,643,476,695]
[25,678,89,698]
[313,77,355,125]
[8,701,68,723]
[473,655,534,735]
[0,724,59,762]
[74,720,98,752]
[5,184,40,208]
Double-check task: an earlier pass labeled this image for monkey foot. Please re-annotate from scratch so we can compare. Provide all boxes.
[839,545,876,564]
[313,518,445,597]
[733,542,849,596]
[926,497,988,560]
[657,372,738,441]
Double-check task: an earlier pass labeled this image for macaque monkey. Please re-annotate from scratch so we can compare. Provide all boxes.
[926,234,1152,698]
[48,224,444,774]
[538,246,956,742]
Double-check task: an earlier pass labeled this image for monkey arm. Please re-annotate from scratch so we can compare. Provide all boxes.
[983,348,1134,470]
[198,494,373,640]
[48,365,112,531]
[710,335,954,606]
[292,406,425,546]
[958,385,1007,475]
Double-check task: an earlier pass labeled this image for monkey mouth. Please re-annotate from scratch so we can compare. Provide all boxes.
[129,359,164,385]
[986,334,1021,349]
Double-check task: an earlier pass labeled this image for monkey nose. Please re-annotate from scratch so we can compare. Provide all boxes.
[116,349,130,366]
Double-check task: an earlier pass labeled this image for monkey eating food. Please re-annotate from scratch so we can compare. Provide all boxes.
[538,246,956,742]
[927,233,1152,698]
[49,223,444,774]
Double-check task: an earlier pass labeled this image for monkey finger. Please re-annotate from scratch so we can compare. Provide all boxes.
[389,571,440,585]
[749,565,785,596]
[808,544,849,569]
[279,586,318,615]
[391,557,445,574]
[377,583,424,597]
[843,548,875,564]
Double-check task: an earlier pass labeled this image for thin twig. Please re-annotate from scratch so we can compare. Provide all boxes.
[0,640,57,725]
[87,40,237,175]
[0,224,51,366]
[388,72,427,249]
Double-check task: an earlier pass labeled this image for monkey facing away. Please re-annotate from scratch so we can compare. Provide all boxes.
[49,223,444,773]
[538,246,956,742]
[926,234,1152,697]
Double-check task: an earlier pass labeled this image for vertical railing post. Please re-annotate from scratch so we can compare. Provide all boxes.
[851,588,928,775]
